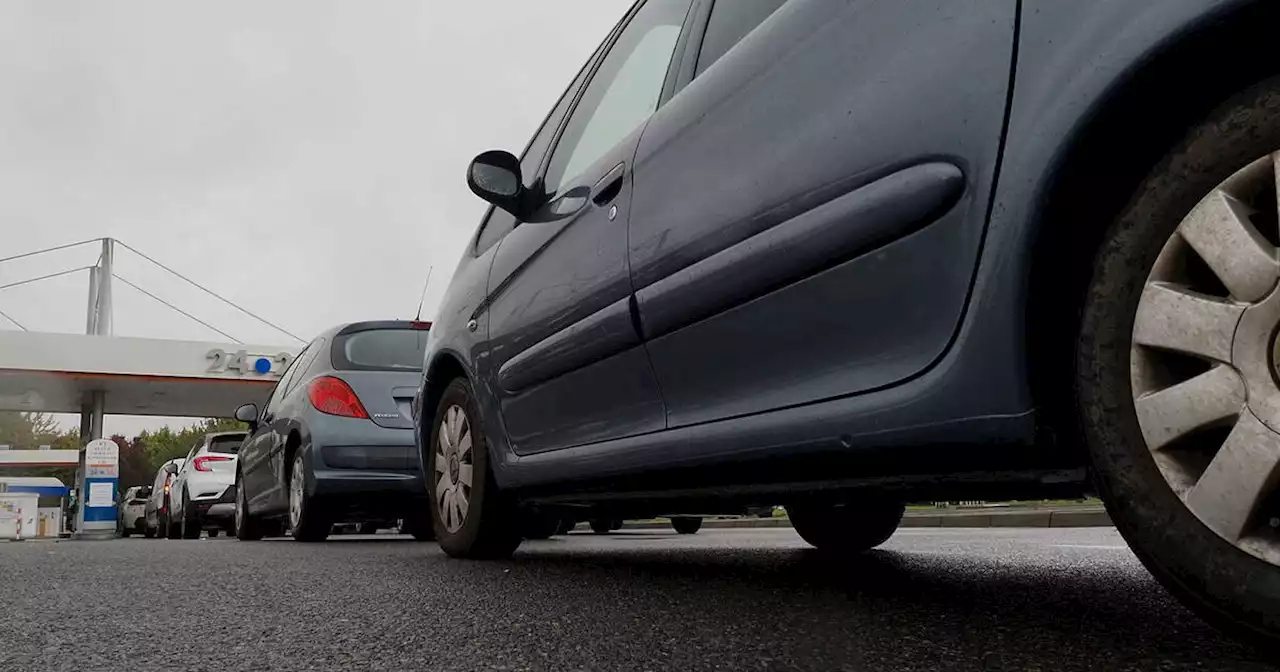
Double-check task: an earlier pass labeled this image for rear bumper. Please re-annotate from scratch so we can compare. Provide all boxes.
[191,486,236,522]
[308,443,426,514]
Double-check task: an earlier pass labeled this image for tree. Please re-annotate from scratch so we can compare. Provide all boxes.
[0,411,65,449]
[113,434,154,489]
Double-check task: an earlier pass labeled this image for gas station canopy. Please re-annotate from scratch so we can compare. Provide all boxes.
[0,330,299,418]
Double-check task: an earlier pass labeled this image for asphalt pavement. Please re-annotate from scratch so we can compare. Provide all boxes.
[1,527,1273,671]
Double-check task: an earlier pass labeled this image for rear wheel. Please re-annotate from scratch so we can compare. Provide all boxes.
[401,514,435,541]
[207,529,219,538]
[180,491,201,539]
[786,499,904,554]
[428,378,521,559]
[234,474,264,541]
[521,513,560,540]
[590,519,612,535]
[289,454,329,542]
[1078,77,1280,647]
[670,516,702,535]
[164,497,181,540]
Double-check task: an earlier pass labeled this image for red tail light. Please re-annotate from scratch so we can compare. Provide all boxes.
[308,376,369,419]
[192,454,233,472]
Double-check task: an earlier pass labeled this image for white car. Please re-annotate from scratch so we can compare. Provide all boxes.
[168,431,246,539]
[144,458,186,539]
[117,485,151,537]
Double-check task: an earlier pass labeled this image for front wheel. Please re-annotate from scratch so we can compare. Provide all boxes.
[670,516,702,535]
[786,499,904,554]
[428,378,521,559]
[289,454,329,542]
[1077,77,1280,648]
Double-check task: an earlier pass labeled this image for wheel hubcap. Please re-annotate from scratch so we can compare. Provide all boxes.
[289,457,304,529]
[434,404,474,534]
[1131,154,1280,566]
[235,483,244,532]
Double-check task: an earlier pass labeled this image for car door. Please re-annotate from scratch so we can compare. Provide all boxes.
[626,0,1017,426]
[482,0,695,455]
[170,442,201,517]
[239,342,309,513]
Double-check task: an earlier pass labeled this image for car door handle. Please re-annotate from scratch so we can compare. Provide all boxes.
[591,163,626,206]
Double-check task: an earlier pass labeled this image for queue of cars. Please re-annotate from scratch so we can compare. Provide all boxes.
[126,0,1280,647]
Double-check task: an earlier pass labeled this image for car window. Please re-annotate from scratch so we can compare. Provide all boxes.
[265,342,311,415]
[694,0,787,77]
[542,0,692,193]
[332,329,427,372]
[474,35,605,255]
[208,435,246,454]
[285,338,325,395]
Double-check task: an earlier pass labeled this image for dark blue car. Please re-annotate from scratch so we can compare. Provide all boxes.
[417,0,1280,646]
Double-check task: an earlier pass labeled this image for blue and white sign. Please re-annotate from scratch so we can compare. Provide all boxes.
[81,439,119,531]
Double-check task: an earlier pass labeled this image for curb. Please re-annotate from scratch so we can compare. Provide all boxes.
[617,508,1112,531]
[899,508,1111,529]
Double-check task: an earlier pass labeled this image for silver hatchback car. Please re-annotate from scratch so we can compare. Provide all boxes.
[232,320,433,542]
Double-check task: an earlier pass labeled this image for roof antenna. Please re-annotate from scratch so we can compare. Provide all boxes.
[414,265,434,322]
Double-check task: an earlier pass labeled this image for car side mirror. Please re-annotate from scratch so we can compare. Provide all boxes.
[234,402,259,431]
[164,463,178,475]
[467,150,528,218]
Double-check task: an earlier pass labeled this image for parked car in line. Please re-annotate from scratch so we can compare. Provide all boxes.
[143,458,185,539]
[167,431,246,539]
[418,0,1280,646]
[117,485,151,537]
[231,320,435,542]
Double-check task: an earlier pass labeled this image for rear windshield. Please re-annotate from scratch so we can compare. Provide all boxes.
[332,328,427,372]
[209,435,245,454]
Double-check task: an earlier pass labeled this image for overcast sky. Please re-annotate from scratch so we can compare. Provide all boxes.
[0,1,629,436]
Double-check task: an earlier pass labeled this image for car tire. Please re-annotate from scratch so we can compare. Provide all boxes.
[234,474,265,541]
[1077,77,1280,648]
[590,519,612,535]
[181,491,201,539]
[521,513,560,540]
[164,496,181,540]
[670,516,702,535]
[401,514,435,541]
[359,522,378,535]
[207,529,219,538]
[428,377,521,559]
[288,453,330,542]
[143,524,155,539]
[119,524,131,538]
[786,499,905,554]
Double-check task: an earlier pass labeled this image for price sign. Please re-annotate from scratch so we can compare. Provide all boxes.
[206,349,294,377]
